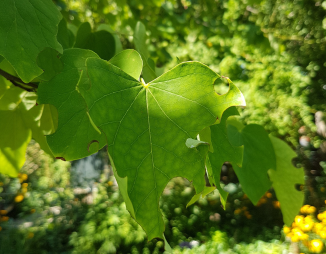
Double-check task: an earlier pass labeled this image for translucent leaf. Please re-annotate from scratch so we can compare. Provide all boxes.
[109,49,143,80]
[0,0,63,82]
[84,59,233,240]
[269,136,304,226]
[0,109,31,177]
[37,49,106,161]
[186,186,216,208]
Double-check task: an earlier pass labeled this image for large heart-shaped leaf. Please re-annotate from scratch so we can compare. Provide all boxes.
[83,57,244,240]
[269,135,304,226]
[0,0,63,83]
[37,49,106,161]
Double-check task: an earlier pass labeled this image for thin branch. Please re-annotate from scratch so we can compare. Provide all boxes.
[0,69,38,88]
[11,80,34,92]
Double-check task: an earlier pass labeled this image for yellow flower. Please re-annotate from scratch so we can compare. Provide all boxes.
[283,226,291,234]
[21,174,28,181]
[21,187,28,194]
[266,192,272,198]
[300,234,309,241]
[0,216,9,222]
[30,209,36,214]
[234,209,241,215]
[309,239,324,253]
[308,206,317,214]
[319,230,326,239]
[0,210,7,215]
[0,182,3,187]
[321,187,325,192]
[301,205,312,214]
[295,215,305,225]
[318,213,324,221]
[27,232,34,239]
[14,194,24,203]
[291,235,300,242]
[107,181,113,186]
[314,223,324,233]
[273,201,280,208]
[301,222,314,232]
[22,183,28,188]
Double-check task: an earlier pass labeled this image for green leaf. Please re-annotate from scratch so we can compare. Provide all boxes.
[109,49,143,80]
[84,59,228,240]
[74,22,115,61]
[134,21,157,83]
[0,85,27,110]
[0,109,32,177]
[206,156,229,209]
[208,107,243,180]
[37,49,106,161]
[230,124,276,204]
[97,24,123,54]
[268,136,304,226]
[57,18,75,50]
[0,56,3,63]
[0,76,12,100]
[187,186,216,208]
[185,138,209,149]
[214,79,246,120]
[36,48,63,82]
[0,0,63,83]
[40,104,58,135]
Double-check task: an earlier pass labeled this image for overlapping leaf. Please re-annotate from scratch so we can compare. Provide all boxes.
[0,85,51,176]
[0,0,63,83]
[269,136,304,226]
[37,49,106,161]
[83,54,245,240]
[227,122,276,204]
[134,21,157,83]
[74,22,115,61]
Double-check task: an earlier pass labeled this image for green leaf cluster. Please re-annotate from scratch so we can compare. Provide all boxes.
[0,0,306,248]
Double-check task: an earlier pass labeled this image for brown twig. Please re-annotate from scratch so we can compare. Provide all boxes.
[11,80,34,92]
[0,69,38,89]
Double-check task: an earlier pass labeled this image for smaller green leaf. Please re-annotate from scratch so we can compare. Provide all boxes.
[231,124,276,204]
[268,136,304,226]
[97,24,123,54]
[75,22,115,61]
[0,85,26,110]
[37,49,106,161]
[187,186,216,208]
[215,79,246,120]
[0,56,3,63]
[134,21,157,83]
[40,104,58,135]
[36,48,63,82]
[0,0,63,83]
[0,109,32,177]
[185,138,209,149]
[109,49,143,80]
[0,75,11,99]
[206,156,228,209]
[57,18,75,50]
